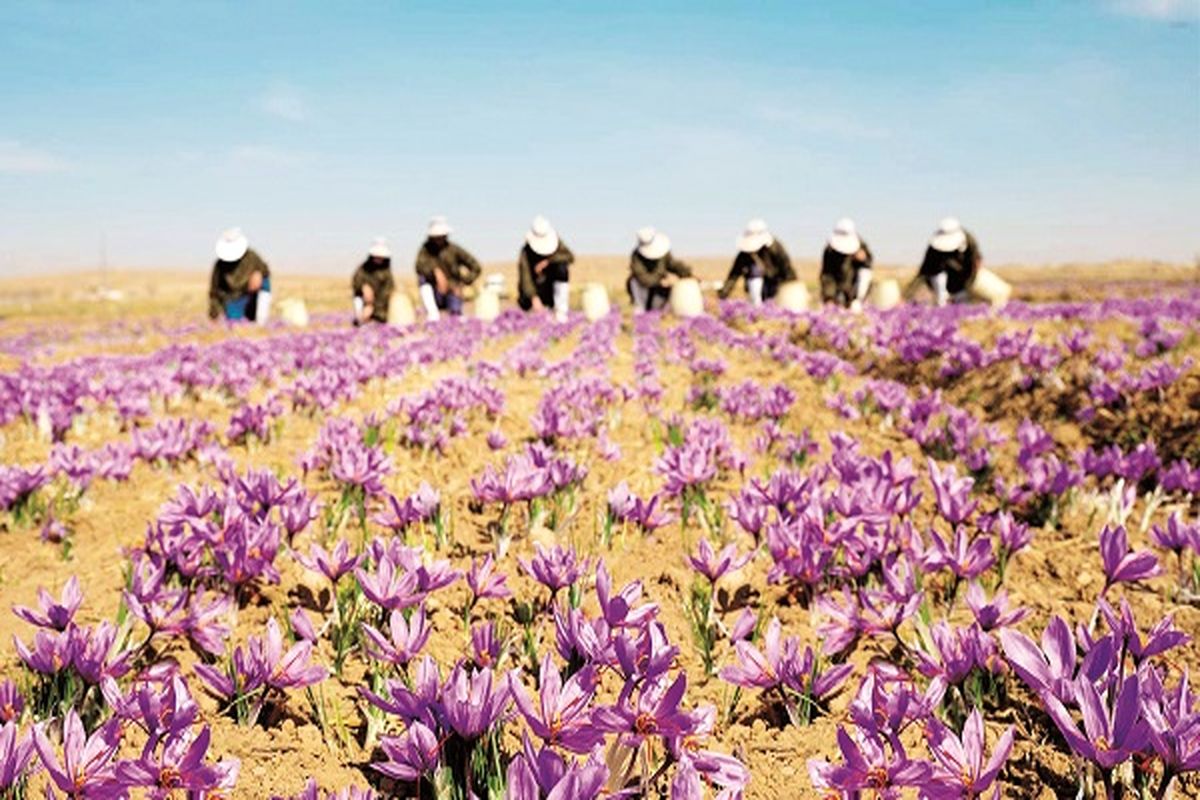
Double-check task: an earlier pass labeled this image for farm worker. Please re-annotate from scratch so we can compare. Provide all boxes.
[905,217,981,306]
[718,218,796,305]
[517,215,575,322]
[352,237,395,325]
[414,216,482,320]
[209,228,272,323]
[820,218,874,311]
[627,227,693,312]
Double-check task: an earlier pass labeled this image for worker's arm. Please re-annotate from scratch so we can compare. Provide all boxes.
[455,245,483,284]
[208,264,224,320]
[718,255,746,299]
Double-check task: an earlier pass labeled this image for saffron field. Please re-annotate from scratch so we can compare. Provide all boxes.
[0,272,1198,799]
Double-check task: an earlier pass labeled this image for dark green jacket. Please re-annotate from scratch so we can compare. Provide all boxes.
[209,249,270,319]
[352,259,395,323]
[414,240,482,289]
[629,250,692,289]
[918,231,980,294]
[517,242,574,302]
[820,241,873,303]
[719,240,795,299]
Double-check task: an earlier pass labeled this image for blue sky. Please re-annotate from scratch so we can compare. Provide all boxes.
[1,1,1197,275]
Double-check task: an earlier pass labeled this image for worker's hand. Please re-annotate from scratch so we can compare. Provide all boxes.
[534,259,549,275]
[531,297,544,311]
[248,271,263,292]
[434,268,449,295]
[662,274,677,288]
[854,248,868,262]
[359,304,374,323]
[361,285,375,305]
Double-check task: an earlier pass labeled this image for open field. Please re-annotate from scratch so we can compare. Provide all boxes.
[1,267,1198,799]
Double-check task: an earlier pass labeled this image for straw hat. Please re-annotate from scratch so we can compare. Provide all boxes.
[525,215,560,257]
[736,218,774,253]
[368,237,392,259]
[636,226,671,260]
[427,216,452,238]
[929,217,967,253]
[215,228,248,262]
[828,218,861,256]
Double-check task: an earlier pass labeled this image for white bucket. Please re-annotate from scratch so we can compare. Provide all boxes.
[484,273,505,294]
[774,281,810,313]
[970,268,1012,307]
[387,292,416,326]
[278,297,309,327]
[475,286,502,321]
[669,278,705,318]
[868,278,902,310]
[581,282,610,321]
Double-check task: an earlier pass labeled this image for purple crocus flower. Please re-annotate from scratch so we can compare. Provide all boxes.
[595,561,658,629]
[593,672,695,746]
[923,526,995,581]
[923,709,1014,799]
[927,459,978,525]
[373,721,440,783]
[965,582,1029,632]
[1043,674,1149,770]
[1099,524,1162,593]
[114,726,233,794]
[355,556,421,612]
[0,680,23,724]
[466,555,512,603]
[807,726,931,796]
[513,654,603,753]
[1140,665,1200,775]
[685,538,751,585]
[295,539,360,585]
[361,606,431,667]
[470,621,505,669]
[13,576,83,631]
[0,720,34,791]
[519,544,589,595]
[505,734,609,800]
[33,709,123,797]
[440,663,513,741]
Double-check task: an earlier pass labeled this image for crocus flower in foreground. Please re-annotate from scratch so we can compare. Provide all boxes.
[1098,524,1161,593]
[13,576,83,631]
[686,538,752,585]
[513,654,602,753]
[373,721,440,784]
[33,709,122,796]
[0,720,34,791]
[361,606,431,667]
[466,554,512,603]
[923,709,1014,798]
[1042,673,1149,770]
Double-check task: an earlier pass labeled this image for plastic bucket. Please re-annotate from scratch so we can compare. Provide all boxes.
[474,287,502,321]
[868,278,902,310]
[581,283,611,321]
[669,278,705,318]
[278,298,309,327]
[774,281,810,313]
[387,292,416,326]
[970,268,1012,307]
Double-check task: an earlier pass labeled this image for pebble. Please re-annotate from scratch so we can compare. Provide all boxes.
[1075,571,1094,588]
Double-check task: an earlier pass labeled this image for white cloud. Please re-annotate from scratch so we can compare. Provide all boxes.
[0,140,68,174]
[260,84,308,122]
[230,144,309,167]
[1107,0,1200,19]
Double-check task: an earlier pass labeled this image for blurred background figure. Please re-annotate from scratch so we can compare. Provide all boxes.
[209,228,271,323]
[907,217,981,306]
[718,218,795,305]
[414,216,482,320]
[820,218,874,311]
[628,227,692,313]
[352,237,395,325]
[517,215,574,322]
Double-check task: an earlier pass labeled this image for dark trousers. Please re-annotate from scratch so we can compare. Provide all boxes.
[518,262,570,311]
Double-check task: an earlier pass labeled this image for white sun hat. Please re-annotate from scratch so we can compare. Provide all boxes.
[736,218,774,253]
[636,226,671,260]
[828,218,861,256]
[427,216,452,238]
[525,215,559,257]
[368,237,392,259]
[929,217,967,253]
[215,228,249,262]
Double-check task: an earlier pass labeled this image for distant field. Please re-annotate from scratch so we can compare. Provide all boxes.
[0,257,1195,322]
